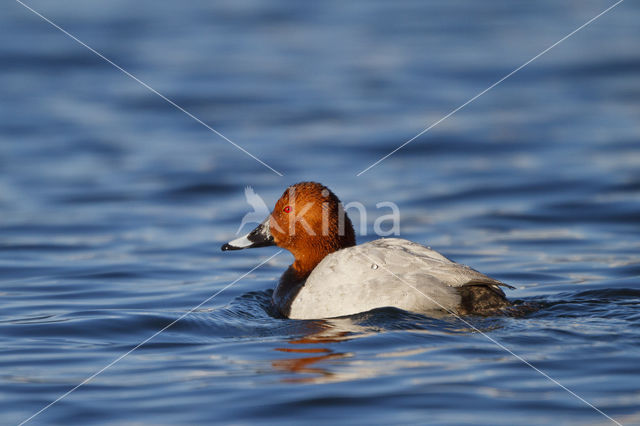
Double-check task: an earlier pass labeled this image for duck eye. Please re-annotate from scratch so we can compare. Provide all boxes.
[283,206,291,213]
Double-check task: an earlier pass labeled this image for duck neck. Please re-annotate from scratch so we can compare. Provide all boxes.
[291,234,355,279]
[291,254,324,281]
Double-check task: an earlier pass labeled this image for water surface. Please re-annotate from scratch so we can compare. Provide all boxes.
[1,0,639,424]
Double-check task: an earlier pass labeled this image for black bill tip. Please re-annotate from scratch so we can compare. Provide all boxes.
[221,217,275,252]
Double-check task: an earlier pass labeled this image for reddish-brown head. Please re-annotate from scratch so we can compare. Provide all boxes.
[270,182,355,259]
[222,182,356,277]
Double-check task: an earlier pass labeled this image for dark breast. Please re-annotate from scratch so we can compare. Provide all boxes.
[272,267,307,318]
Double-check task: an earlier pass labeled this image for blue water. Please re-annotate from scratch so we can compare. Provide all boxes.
[2,0,640,424]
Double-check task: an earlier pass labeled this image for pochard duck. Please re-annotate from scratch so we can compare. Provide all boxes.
[222,182,513,319]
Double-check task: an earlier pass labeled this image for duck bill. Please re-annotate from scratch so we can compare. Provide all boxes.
[221,217,275,251]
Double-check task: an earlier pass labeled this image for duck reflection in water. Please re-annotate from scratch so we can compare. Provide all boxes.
[270,310,515,384]
[272,317,376,384]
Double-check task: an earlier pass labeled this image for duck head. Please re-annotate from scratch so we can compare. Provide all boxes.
[222,182,356,276]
